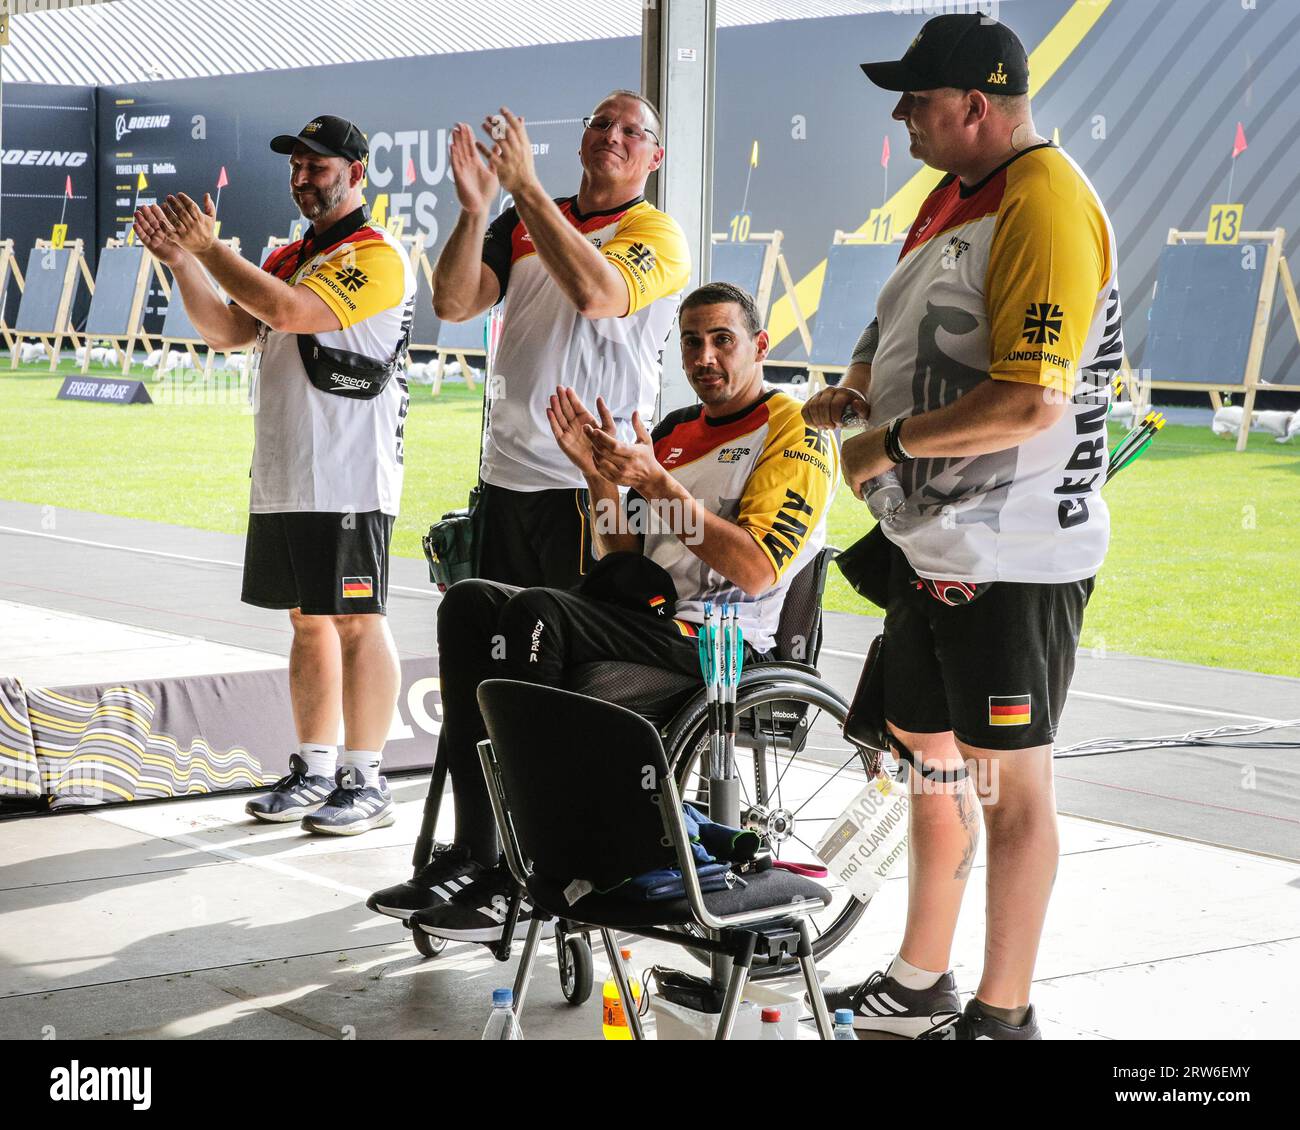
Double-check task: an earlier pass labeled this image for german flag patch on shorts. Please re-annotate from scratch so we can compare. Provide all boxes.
[342,576,374,599]
[988,694,1031,727]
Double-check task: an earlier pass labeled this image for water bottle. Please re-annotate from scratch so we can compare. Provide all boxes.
[834,1008,856,1040]
[864,469,906,522]
[601,948,643,1040]
[482,987,523,1041]
[759,1007,784,1040]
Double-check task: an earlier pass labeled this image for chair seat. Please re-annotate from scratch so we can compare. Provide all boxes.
[528,866,832,929]
[565,661,700,722]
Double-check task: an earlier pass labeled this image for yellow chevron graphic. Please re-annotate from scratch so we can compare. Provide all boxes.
[764,0,1113,351]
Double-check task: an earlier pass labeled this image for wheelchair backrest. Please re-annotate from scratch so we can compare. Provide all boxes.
[477,679,679,892]
[772,545,837,665]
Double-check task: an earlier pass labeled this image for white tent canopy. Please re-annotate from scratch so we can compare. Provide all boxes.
[2,0,898,86]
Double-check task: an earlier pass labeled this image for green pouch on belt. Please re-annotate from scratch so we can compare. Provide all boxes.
[422,486,482,593]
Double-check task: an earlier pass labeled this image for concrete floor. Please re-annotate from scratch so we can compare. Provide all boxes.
[1,777,1295,1040]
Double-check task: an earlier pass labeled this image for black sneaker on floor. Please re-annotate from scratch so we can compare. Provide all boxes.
[409,862,535,943]
[918,998,1042,1040]
[366,845,485,920]
[300,766,396,836]
[245,754,333,823]
[812,968,961,1039]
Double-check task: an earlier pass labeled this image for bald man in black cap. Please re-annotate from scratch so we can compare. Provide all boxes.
[807,13,1125,1039]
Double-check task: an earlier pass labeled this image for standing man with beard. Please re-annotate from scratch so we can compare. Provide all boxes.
[133,116,417,835]
[433,89,691,588]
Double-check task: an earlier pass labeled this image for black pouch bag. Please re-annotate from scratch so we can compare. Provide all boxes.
[835,522,894,609]
[297,319,410,400]
[423,487,482,594]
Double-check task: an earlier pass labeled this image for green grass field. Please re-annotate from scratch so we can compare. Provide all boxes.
[4,364,1298,676]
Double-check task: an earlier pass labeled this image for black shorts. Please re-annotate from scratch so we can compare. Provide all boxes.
[881,542,1093,751]
[242,510,394,616]
[476,482,595,590]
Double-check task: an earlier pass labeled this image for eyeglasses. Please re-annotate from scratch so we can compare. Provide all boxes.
[583,116,660,146]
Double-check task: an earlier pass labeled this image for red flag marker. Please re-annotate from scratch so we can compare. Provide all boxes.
[404,157,416,185]
[881,136,891,168]
[217,165,230,189]
[65,175,73,198]
[1232,122,1248,159]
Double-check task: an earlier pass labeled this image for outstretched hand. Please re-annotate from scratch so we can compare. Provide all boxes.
[159,192,218,255]
[546,385,606,478]
[479,107,537,196]
[132,204,187,268]
[449,122,500,215]
[587,403,664,494]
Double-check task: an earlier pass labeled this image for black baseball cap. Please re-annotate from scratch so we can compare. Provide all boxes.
[270,115,369,163]
[860,13,1029,95]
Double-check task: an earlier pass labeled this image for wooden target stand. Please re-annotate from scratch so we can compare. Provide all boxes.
[10,238,94,370]
[1129,226,1300,451]
[80,238,170,376]
[0,239,27,354]
[708,229,813,363]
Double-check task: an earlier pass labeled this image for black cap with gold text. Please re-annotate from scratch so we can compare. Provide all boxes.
[860,13,1029,96]
[270,115,369,163]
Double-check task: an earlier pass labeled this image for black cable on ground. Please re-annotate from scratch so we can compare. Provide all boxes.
[1054,718,1300,760]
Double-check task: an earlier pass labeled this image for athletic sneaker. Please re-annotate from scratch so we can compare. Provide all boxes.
[245,754,333,823]
[366,844,485,920]
[409,862,536,943]
[918,998,1042,1040]
[812,969,961,1039]
[300,766,396,836]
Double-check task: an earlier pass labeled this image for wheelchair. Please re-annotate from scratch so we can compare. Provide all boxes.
[401,545,888,1005]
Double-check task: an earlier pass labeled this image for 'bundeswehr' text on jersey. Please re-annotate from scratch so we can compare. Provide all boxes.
[647,390,838,654]
[480,196,690,492]
[253,214,415,515]
[868,144,1123,583]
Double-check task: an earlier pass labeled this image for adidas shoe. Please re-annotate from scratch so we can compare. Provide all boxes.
[813,969,961,1039]
[918,998,1042,1040]
[245,754,333,823]
[409,862,536,943]
[300,766,396,836]
[366,844,486,920]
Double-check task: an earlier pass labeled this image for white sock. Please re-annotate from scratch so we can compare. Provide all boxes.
[888,953,945,991]
[340,750,382,789]
[299,743,337,779]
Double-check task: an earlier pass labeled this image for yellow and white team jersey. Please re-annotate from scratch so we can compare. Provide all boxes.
[645,389,838,654]
[252,210,416,516]
[867,143,1123,583]
[480,195,691,492]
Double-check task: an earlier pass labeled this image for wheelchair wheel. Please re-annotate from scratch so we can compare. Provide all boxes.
[557,931,594,1006]
[412,926,448,959]
[668,676,889,980]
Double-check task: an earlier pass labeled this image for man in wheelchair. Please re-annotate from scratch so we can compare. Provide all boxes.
[368,282,838,942]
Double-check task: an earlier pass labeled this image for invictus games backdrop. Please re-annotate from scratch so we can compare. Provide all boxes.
[1,0,1298,384]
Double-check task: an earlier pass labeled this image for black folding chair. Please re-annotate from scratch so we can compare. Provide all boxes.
[475,678,837,1040]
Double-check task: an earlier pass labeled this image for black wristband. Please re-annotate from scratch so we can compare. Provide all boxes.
[884,418,914,464]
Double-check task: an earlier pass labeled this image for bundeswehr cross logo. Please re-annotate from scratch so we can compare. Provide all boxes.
[1022,302,1064,346]
[338,266,369,292]
[625,242,656,272]
[802,426,829,456]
